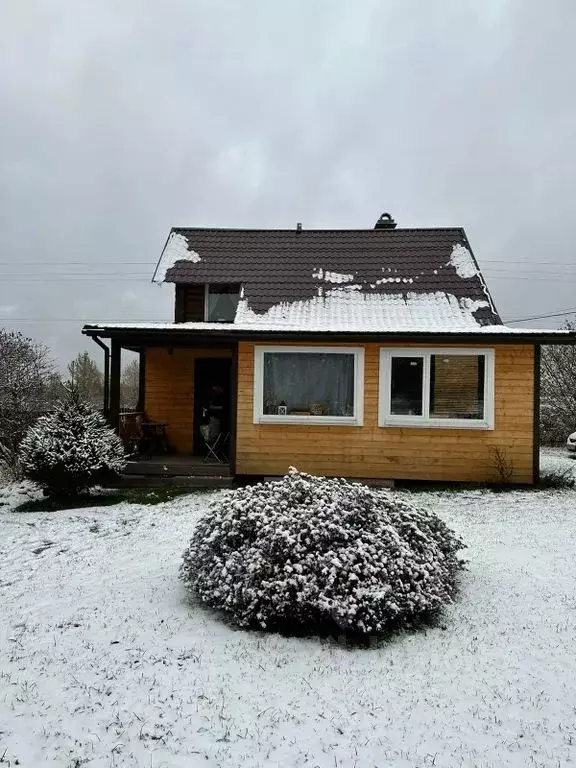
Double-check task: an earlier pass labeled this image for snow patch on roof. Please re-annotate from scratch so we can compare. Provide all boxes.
[376,277,415,285]
[447,244,478,279]
[313,268,355,284]
[153,232,201,283]
[230,290,493,332]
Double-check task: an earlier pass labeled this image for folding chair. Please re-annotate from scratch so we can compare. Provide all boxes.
[201,422,226,463]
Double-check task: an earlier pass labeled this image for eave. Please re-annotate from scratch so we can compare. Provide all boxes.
[82,324,576,347]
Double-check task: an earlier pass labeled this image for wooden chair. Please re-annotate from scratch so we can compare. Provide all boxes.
[119,413,146,457]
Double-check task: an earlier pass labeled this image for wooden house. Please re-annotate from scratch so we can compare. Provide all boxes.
[83,214,575,484]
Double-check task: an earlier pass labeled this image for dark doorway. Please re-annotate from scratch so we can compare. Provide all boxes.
[193,358,232,456]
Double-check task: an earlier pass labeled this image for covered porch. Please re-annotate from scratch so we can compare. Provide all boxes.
[121,455,233,488]
[82,326,239,483]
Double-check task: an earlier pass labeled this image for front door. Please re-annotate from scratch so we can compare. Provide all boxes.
[193,358,232,456]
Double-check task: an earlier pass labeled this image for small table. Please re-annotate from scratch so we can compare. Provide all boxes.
[141,421,170,454]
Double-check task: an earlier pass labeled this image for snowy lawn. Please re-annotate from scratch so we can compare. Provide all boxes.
[1,465,576,766]
[540,447,576,484]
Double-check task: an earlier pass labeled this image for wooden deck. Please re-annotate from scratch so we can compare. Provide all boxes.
[117,455,233,489]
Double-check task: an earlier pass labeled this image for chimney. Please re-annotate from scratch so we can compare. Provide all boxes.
[296,222,302,233]
[374,212,397,230]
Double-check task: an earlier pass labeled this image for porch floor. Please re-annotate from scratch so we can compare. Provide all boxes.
[117,455,233,489]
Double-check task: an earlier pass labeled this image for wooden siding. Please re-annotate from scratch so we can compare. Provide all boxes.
[236,342,535,483]
[144,347,232,453]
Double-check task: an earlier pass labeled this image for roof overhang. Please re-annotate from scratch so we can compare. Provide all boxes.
[82,323,576,347]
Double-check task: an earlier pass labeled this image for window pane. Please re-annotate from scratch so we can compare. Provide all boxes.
[390,357,423,415]
[263,353,355,417]
[207,284,240,322]
[430,355,485,419]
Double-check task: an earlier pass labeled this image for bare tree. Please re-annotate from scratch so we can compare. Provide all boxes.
[0,329,60,473]
[540,322,576,445]
[121,358,140,410]
[68,351,104,409]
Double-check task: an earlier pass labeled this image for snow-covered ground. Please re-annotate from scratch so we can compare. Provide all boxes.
[1,457,576,767]
[540,446,576,482]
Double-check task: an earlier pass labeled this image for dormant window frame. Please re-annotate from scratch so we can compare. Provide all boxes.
[203,283,240,323]
[379,348,495,430]
[253,346,365,426]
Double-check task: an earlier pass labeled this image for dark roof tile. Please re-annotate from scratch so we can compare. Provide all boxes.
[154,226,501,328]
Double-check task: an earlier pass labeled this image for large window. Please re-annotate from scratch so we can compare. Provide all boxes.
[379,348,494,429]
[253,346,364,425]
[205,284,240,322]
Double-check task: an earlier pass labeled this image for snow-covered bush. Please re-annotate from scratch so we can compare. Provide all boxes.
[180,469,466,635]
[18,387,126,498]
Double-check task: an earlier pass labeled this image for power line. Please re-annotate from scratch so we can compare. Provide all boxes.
[0,261,153,265]
[485,269,576,276]
[505,307,576,323]
[2,309,575,324]
[0,256,575,266]
[483,275,576,283]
[0,277,156,282]
[0,317,169,322]
[2,272,153,278]
[0,271,575,282]
[483,259,576,266]
[2,306,575,324]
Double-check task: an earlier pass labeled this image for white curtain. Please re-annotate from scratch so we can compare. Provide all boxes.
[263,353,354,416]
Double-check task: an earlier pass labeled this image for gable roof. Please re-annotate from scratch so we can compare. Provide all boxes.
[152,226,502,333]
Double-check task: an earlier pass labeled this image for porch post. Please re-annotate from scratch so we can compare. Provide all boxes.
[533,344,541,484]
[103,346,110,418]
[137,350,146,412]
[229,341,238,475]
[90,336,110,418]
[109,339,122,432]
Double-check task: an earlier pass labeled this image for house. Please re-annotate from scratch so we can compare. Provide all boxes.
[82,214,575,484]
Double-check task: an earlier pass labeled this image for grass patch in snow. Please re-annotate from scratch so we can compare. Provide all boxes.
[8,485,205,513]
[538,468,576,489]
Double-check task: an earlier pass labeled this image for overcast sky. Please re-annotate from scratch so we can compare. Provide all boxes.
[1,0,575,370]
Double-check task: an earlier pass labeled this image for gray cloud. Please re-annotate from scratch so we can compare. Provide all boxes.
[1,0,575,369]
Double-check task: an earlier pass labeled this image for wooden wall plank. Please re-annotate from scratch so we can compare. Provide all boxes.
[235,341,535,484]
[144,347,232,453]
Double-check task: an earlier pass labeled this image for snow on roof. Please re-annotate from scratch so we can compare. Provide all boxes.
[447,244,478,279]
[159,227,503,326]
[153,232,201,283]
[313,268,355,284]
[229,289,492,332]
[84,287,573,337]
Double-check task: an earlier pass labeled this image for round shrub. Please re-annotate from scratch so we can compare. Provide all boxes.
[19,387,126,498]
[180,469,466,635]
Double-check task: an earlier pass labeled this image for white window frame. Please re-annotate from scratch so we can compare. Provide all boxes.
[253,346,365,426]
[379,348,495,430]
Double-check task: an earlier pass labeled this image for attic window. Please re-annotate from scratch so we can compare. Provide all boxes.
[204,284,240,322]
